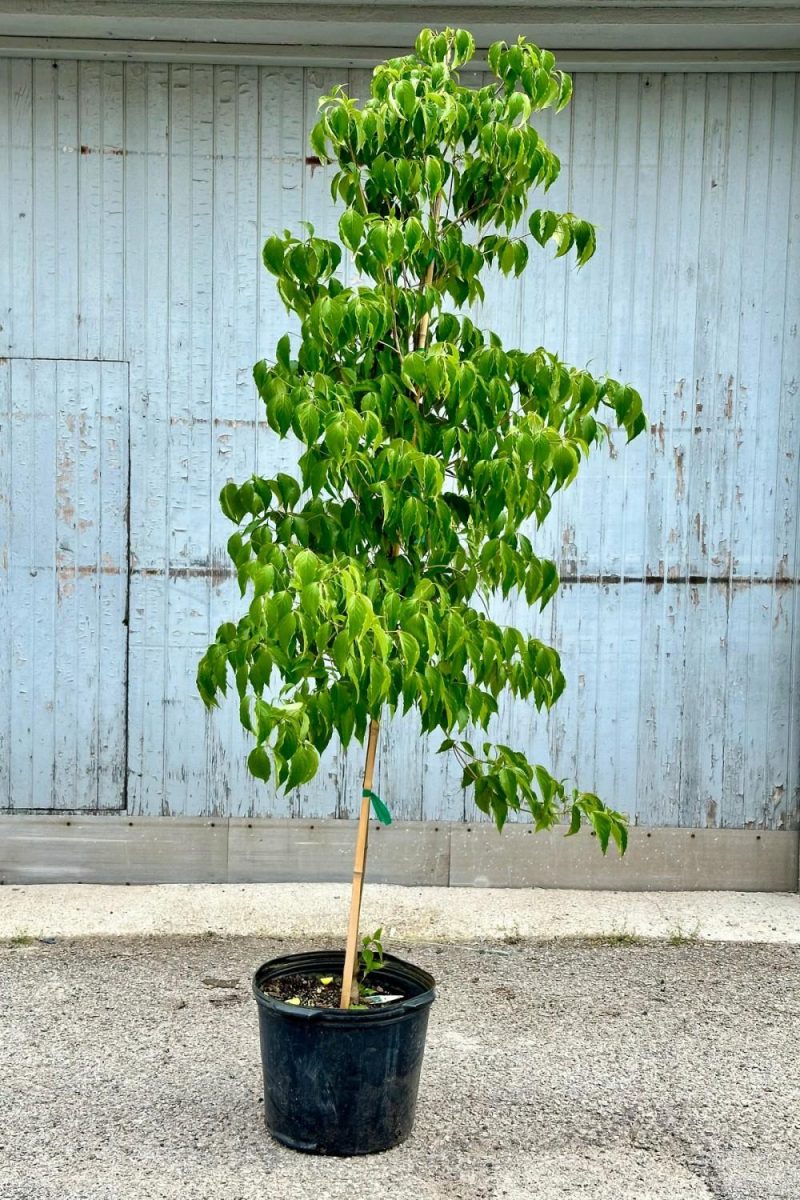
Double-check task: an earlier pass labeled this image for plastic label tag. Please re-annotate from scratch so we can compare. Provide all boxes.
[363,788,392,825]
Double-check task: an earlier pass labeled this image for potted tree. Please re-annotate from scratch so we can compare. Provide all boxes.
[198,26,645,1156]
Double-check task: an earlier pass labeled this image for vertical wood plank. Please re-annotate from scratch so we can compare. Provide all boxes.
[0,59,10,357]
[124,61,171,814]
[31,59,58,358]
[0,360,10,807]
[16,358,57,806]
[206,63,259,819]
[54,58,79,357]
[780,75,800,829]
[76,60,104,358]
[9,59,34,356]
[96,360,129,808]
[2,359,127,811]
[52,357,84,810]
[163,63,215,817]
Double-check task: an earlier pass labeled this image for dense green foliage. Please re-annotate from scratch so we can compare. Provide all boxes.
[198,28,645,853]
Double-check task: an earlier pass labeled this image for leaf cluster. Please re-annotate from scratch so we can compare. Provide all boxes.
[359,928,386,981]
[198,28,645,852]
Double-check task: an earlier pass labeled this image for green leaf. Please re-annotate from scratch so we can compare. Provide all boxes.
[405,216,424,253]
[590,809,612,854]
[364,788,392,825]
[347,593,372,640]
[227,532,246,567]
[331,629,351,674]
[534,764,556,805]
[397,630,420,673]
[552,444,578,486]
[556,72,573,112]
[425,156,444,196]
[529,209,558,246]
[293,549,320,586]
[309,119,328,160]
[249,649,272,694]
[262,236,285,275]
[297,402,320,445]
[339,208,364,252]
[610,818,628,856]
[247,746,272,782]
[287,744,319,789]
[368,659,390,709]
[394,79,416,118]
[325,420,346,458]
[276,612,296,652]
[276,333,291,370]
[219,482,241,523]
[574,219,596,266]
[401,352,427,388]
[367,224,390,264]
[300,582,321,614]
[454,29,474,66]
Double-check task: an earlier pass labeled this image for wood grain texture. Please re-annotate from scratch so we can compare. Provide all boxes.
[0,359,129,811]
[0,814,228,883]
[0,816,794,891]
[0,62,797,829]
[448,824,799,892]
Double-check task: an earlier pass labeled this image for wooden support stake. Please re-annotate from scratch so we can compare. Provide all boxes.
[340,718,381,1009]
[340,191,441,1006]
[413,193,442,353]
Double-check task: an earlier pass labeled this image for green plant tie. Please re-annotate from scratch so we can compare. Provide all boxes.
[363,788,392,825]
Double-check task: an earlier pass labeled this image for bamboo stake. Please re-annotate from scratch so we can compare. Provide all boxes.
[339,195,443,1007]
[340,717,381,1008]
[413,192,442,353]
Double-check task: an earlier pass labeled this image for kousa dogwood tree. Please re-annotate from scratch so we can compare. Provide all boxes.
[198,27,645,1003]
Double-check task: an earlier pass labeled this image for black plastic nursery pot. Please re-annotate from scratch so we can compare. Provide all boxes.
[252,950,436,1156]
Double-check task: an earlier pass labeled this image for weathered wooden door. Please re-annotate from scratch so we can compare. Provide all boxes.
[0,358,129,811]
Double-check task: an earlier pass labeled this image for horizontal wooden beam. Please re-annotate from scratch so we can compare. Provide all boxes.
[0,37,798,71]
[1,816,796,891]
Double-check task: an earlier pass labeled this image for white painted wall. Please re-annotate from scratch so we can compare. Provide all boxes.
[0,60,798,827]
[0,358,129,810]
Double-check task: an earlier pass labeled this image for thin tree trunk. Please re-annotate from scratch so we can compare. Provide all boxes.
[339,718,380,1008]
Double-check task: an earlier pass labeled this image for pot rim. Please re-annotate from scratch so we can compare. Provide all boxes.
[252,949,436,1024]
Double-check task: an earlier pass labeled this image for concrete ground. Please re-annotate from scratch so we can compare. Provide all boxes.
[1,887,799,1199]
[1,882,799,944]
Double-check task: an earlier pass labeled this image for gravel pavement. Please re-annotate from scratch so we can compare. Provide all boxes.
[2,933,798,1200]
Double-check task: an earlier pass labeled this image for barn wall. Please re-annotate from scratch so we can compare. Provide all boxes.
[0,60,798,827]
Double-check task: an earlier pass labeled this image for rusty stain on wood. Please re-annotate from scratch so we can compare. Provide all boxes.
[135,564,235,584]
[673,446,685,498]
[559,574,798,588]
[80,144,126,156]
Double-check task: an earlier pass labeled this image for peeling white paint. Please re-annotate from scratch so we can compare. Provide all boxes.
[0,61,797,828]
